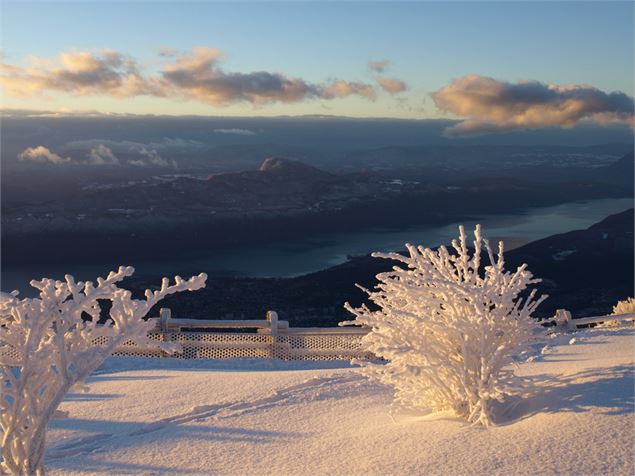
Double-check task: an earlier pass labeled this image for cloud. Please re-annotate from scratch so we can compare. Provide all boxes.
[161,47,376,105]
[0,50,161,98]
[0,108,110,118]
[18,146,70,164]
[213,128,257,136]
[66,137,206,151]
[86,144,119,165]
[17,143,176,168]
[1,47,377,106]
[377,77,407,94]
[130,147,177,168]
[366,59,406,96]
[431,75,635,136]
[320,80,376,100]
[368,60,390,73]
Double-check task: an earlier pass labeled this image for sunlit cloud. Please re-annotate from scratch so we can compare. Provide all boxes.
[17,143,177,168]
[161,47,376,105]
[18,146,70,164]
[86,144,119,165]
[432,75,635,136]
[0,50,162,98]
[160,47,312,104]
[321,79,376,100]
[368,59,390,73]
[132,147,176,168]
[1,47,380,107]
[377,77,407,94]
[367,59,406,95]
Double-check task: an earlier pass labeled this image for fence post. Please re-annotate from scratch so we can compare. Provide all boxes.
[159,308,172,332]
[266,310,278,358]
[159,308,172,358]
[555,309,574,330]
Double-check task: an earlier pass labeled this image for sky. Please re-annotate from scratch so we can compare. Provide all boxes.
[1,1,634,131]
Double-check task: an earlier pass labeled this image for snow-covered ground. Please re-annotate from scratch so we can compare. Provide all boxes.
[47,327,634,475]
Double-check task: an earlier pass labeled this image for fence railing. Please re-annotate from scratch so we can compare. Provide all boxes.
[95,308,635,360]
[2,308,632,363]
[549,309,635,330]
[121,307,633,360]
[150,308,291,333]
[112,308,373,361]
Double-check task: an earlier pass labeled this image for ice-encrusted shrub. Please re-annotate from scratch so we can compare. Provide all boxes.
[612,297,635,316]
[598,297,635,327]
[0,267,206,475]
[343,225,546,427]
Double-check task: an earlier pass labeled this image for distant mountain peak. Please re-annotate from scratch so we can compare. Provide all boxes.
[260,157,309,171]
[258,157,334,179]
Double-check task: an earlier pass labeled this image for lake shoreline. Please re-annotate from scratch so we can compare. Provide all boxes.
[2,196,632,294]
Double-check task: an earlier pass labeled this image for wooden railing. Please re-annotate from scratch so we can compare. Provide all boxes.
[149,308,290,333]
[550,309,635,329]
[3,307,631,363]
[118,308,373,361]
[151,307,635,335]
[148,308,369,337]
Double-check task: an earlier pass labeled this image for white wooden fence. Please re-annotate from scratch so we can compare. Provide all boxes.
[549,309,635,330]
[110,308,634,360]
[2,308,632,362]
[110,309,374,361]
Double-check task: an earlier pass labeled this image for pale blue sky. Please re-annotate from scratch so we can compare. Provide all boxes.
[1,1,633,118]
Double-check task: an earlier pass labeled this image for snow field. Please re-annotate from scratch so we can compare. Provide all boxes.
[47,327,634,475]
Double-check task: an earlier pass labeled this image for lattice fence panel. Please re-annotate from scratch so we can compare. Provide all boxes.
[1,331,372,362]
[0,344,20,363]
[275,334,373,360]
[111,331,371,360]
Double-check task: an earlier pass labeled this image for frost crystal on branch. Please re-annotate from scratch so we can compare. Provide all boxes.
[343,225,546,427]
[0,266,207,475]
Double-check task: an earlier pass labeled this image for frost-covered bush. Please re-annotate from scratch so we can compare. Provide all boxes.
[598,297,635,327]
[0,267,206,475]
[612,297,635,315]
[343,225,545,427]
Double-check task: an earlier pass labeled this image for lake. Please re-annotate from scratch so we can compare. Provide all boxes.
[2,197,632,294]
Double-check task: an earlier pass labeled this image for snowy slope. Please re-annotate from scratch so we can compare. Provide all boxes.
[46,327,634,476]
